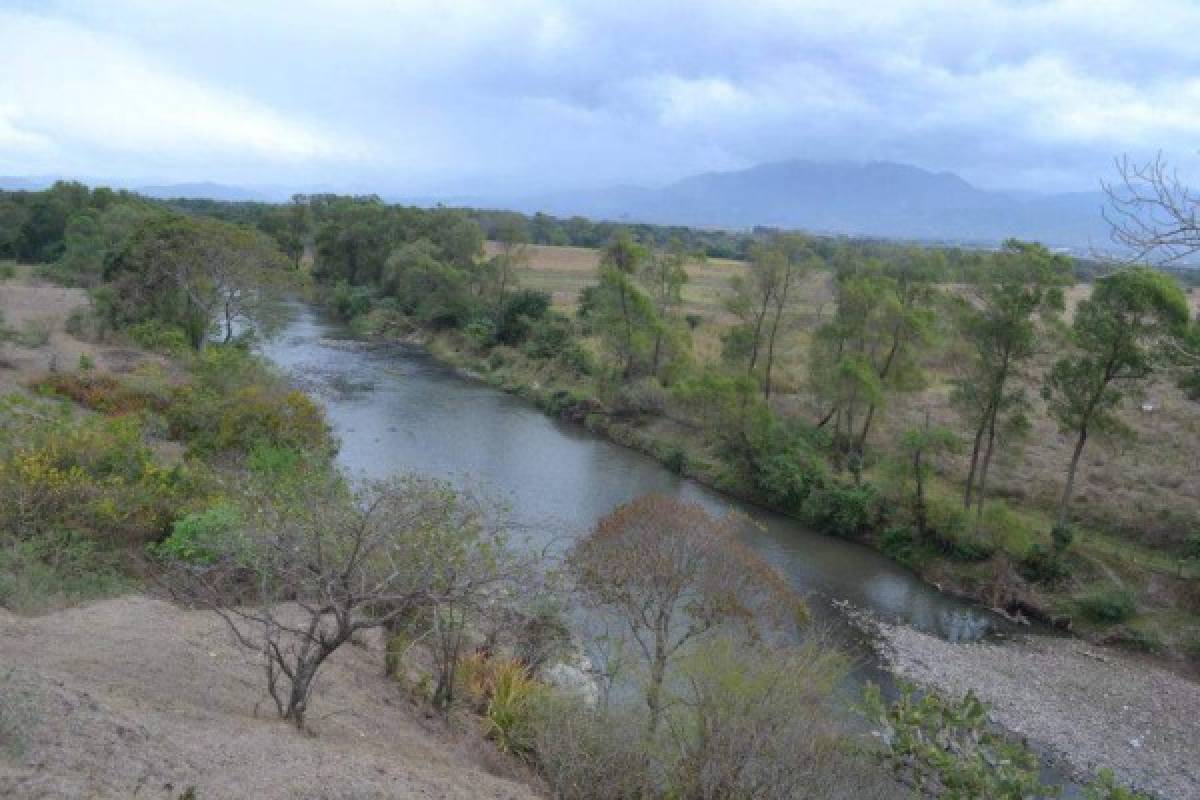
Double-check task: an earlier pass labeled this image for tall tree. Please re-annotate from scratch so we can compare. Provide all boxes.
[1043,268,1189,530]
[490,215,529,312]
[953,240,1070,528]
[594,230,654,378]
[640,237,692,377]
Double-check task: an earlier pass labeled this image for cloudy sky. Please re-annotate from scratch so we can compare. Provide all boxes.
[2,0,1198,195]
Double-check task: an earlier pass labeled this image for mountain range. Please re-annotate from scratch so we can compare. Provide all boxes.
[495,160,1110,251]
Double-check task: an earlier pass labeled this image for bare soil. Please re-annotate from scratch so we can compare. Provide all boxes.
[871,619,1200,799]
[0,595,541,800]
[0,269,166,396]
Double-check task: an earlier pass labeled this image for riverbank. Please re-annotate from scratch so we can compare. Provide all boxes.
[861,612,1200,800]
[378,320,1196,662]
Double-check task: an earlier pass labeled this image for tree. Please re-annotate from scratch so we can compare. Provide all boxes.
[1104,153,1200,265]
[953,240,1070,530]
[489,214,530,312]
[568,494,805,737]
[162,471,522,728]
[724,241,789,384]
[899,412,959,541]
[761,235,815,400]
[640,237,692,377]
[107,215,285,347]
[592,230,655,378]
[1043,268,1190,530]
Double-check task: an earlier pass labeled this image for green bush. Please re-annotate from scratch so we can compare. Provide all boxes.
[1019,544,1071,584]
[496,289,551,345]
[523,313,572,360]
[881,526,917,565]
[153,504,241,566]
[127,320,189,355]
[561,340,596,375]
[1075,586,1137,624]
[802,483,880,539]
[330,281,373,321]
[612,376,667,418]
[664,446,687,475]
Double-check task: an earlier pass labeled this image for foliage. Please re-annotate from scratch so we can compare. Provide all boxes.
[1074,586,1137,624]
[153,504,242,566]
[495,288,551,345]
[802,483,881,539]
[863,681,1059,799]
[329,281,373,321]
[0,395,203,545]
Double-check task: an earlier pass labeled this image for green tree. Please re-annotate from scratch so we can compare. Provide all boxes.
[593,230,655,378]
[1043,268,1190,530]
[953,240,1070,530]
[900,412,960,540]
[640,237,693,378]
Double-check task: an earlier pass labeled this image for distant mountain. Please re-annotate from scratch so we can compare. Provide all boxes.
[504,160,1110,251]
[135,182,273,202]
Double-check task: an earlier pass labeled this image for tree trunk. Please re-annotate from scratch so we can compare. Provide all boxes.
[963,418,986,510]
[1057,425,1088,530]
[973,412,998,533]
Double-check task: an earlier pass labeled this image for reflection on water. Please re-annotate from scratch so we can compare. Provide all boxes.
[261,304,1006,645]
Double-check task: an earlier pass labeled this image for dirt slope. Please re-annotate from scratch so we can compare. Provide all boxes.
[0,595,540,800]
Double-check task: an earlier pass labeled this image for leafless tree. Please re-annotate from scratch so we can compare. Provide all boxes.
[1104,153,1200,265]
[568,494,805,738]
[165,471,528,729]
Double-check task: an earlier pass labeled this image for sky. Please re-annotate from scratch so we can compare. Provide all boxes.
[1,0,1199,196]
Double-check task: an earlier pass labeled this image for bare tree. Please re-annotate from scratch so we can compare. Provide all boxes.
[568,494,805,738]
[164,471,525,729]
[1104,153,1200,265]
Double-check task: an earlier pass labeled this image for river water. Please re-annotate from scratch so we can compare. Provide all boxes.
[262,304,1004,658]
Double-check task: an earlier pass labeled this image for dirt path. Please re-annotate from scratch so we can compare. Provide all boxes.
[0,595,540,800]
[871,619,1199,799]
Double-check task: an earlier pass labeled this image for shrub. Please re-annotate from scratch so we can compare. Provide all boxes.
[126,320,189,355]
[483,660,539,756]
[76,353,94,371]
[663,445,687,475]
[881,526,917,565]
[1075,586,1137,624]
[496,289,551,345]
[0,262,14,281]
[561,340,596,375]
[523,313,572,360]
[612,376,667,418]
[1019,544,1071,585]
[802,483,880,539]
[1051,523,1075,555]
[34,372,170,416]
[154,504,241,566]
[330,281,373,321]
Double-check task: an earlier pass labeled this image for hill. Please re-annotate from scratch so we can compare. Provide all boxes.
[510,160,1109,250]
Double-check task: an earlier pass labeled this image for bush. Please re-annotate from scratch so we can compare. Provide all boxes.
[154,504,241,566]
[330,281,373,321]
[612,376,667,418]
[1019,544,1071,585]
[126,320,189,355]
[16,319,51,348]
[496,289,551,345]
[802,483,880,539]
[1075,586,1137,624]
[663,445,687,475]
[523,313,572,360]
[881,526,917,565]
[926,497,995,562]
[561,340,596,375]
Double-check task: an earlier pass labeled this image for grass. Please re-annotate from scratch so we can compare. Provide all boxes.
[0,668,38,759]
[0,532,132,614]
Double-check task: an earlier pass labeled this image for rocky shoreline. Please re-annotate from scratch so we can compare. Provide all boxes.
[857,612,1199,799]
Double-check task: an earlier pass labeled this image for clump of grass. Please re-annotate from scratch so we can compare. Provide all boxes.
[0,531,131,614]
[16,319,52,349]
[1074,585,1137,625]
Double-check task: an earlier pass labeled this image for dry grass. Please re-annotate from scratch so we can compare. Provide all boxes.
[500,242,1200,551]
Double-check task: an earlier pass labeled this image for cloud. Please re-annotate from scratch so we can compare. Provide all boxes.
[2,0,1198,192]
[0,9,371,179]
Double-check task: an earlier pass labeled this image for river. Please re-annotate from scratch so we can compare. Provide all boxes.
[261,303,1007,661]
